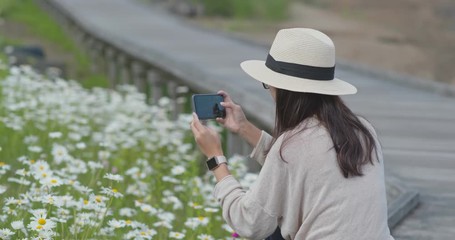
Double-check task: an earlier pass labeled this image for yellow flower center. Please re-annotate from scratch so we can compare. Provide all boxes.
[0,162,5,167]
[176,233,181,237]
[140,232,146,236]
[38,218,46,225]
[112,188,118,193]
[125,220,132,225]
[30,159,35,164]
[42,173,47,177]
[95,196,102,203]
[83,200,89,205]
[51,179,57,184]
[36,225,43,230]
[39,166,44,170]
[198,216,205,221]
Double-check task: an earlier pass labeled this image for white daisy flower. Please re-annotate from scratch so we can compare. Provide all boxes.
[188,201,203,209]
[169,231,185,239]
[204,207,219,213]
[125,229,157,239]
[153,220,172,229]
[162,196,183,210]
[162,176,180,184]
[40,176,63,188]
[24,135,39,144]
[184,218,199,230]
[68,132,82,141]
[3,206,17,216]
[15,168,29,177]
[138,203,157,215]
[51,144,71,164]
[195,216,209,226]
[171,165,185,176]
[0,162,10,175]
[87,161,103,171]
[11,220,24,230]
[0,228,14,240]
[222,224,234,233]
[7,177,31,185]
[28,146,43,153]
[98,150,111,160]
[108,219,125,229]
[104,173,124,182]
[100,187,123,198]
[157,212,175,223]
[5,197,29,206]
[0,185,7,194]
[197,234,215,240]
[49,132,62,139]
[28,209,56,231]
[119,208,137,217]
[75,142,86,149]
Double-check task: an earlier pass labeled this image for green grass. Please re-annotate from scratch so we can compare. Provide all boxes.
[197,0,290,20]
[0,0,109,88]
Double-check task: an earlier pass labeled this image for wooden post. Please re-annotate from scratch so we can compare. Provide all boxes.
[117,55,131,85]
[167,81,179,119]
[176,85,189,114]
[105,48,117,89]
[85,37,101,73]
[95,42,106,73]
[227,132,244,158]
[147,70,163,104]
[132,61,146,93]
[72,25,86,49]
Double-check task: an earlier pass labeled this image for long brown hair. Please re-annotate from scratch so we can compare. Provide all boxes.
[268,89,377,178]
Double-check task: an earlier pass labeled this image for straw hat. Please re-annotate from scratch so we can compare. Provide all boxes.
[241,28,357,95]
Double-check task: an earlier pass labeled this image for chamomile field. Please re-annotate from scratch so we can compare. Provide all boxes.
[0,64,257,240]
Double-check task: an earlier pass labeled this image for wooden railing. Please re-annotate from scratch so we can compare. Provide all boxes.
[35,0,257,163]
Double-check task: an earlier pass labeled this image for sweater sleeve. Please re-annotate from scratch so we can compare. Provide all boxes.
[249,131,273,166]
[213,139,288,240]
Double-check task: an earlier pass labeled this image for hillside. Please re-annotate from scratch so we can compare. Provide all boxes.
[191,0,455,85]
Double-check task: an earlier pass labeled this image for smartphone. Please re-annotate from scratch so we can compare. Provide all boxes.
[192,94,226,120]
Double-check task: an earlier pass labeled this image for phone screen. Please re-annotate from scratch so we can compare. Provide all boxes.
[192,94,226,120]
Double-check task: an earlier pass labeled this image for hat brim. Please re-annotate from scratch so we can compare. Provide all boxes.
[241,60,357,95]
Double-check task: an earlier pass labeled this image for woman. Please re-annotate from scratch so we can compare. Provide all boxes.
[190,28,394,240]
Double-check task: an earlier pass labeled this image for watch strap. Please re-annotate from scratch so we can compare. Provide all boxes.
[207,156,227,171]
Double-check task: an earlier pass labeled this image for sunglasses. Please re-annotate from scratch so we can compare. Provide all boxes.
[262,83,270,89]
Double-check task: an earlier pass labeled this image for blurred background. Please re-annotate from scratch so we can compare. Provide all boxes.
[2,0,454,86]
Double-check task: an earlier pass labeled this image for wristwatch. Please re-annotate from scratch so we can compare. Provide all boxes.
[206,156,227,171]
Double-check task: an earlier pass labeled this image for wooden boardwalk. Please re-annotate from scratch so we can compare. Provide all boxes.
[45,0,455,239]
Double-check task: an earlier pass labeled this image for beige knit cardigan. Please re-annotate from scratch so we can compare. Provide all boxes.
[213,118,395,240]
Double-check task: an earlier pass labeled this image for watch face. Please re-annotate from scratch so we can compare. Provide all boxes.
[207,157,218,170]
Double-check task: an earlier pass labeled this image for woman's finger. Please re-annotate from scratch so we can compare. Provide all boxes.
[190,118,199,136]
[191,112,204,132]
[216,117,226,125]
[220,101,235,109]
[217,90,233,103]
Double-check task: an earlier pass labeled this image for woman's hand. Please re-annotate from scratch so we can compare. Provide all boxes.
[216,90,262,147]
[190,113,223,158]
[216,90,248,134]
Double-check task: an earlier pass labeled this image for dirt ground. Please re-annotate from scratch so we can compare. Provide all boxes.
[190,0,455,85]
